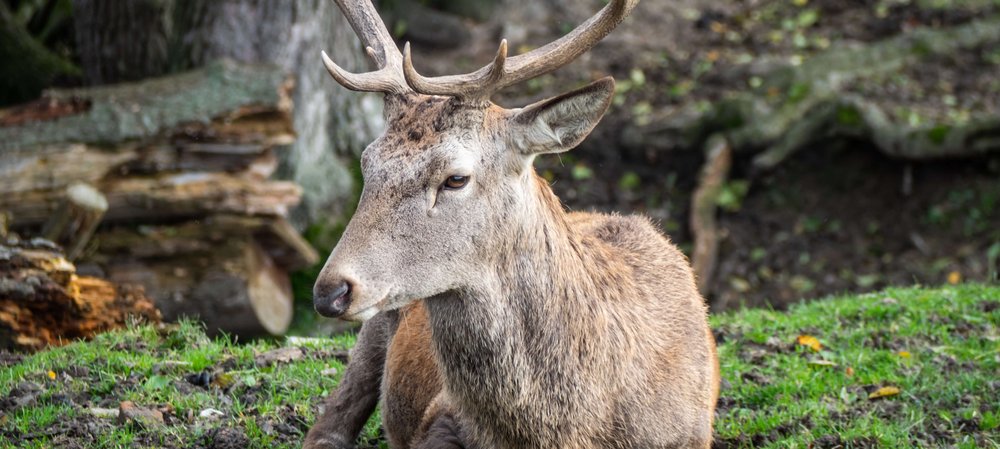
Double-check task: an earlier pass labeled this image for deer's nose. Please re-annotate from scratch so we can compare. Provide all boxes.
[314,278,352,318]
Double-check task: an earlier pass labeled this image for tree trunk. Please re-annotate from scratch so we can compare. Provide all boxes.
[72,0,382,229]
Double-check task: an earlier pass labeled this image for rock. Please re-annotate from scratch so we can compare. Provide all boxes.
[88,407,119,419]
[0,381,41,411]
[117,401,164,427]
[254,347,305,366]
[199,408,225,420]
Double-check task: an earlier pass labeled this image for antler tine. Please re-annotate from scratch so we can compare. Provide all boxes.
[401,0,638,103]
[322,50,406,93]
[402,40,507,102]
[500,0,639,90]
[322,0,411,94]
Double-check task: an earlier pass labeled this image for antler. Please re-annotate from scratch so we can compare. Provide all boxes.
[402,0,639,104]
[322,0,411,95]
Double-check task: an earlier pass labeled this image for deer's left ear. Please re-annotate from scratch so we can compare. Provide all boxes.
[508,77,615,156]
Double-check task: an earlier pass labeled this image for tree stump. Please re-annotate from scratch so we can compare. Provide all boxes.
[0,238,160,351]
[41,183,108,260]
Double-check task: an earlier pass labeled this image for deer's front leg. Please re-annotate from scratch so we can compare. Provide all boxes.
[304,311,398,449]
[409,394,477,449]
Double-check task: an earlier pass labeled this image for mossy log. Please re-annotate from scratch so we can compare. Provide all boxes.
[2,173,302,229]
[0,59,292,152]
[0,239,160,351]
[0,60,295,201]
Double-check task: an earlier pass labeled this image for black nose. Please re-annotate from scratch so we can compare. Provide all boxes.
[314,279,352,318]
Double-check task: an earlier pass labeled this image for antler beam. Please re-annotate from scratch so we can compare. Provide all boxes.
[402,0,639,103]
[321,0,411,95]
[324,0,640,102]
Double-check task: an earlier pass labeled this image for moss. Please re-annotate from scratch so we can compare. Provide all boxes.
[836,105,862,127]
[928,124,952,144]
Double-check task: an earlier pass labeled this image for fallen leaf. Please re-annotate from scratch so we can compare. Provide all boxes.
[796,334,822,352]
[254,347,305,366]
[897,351,911,358]
[808,359,837,367]
[845,367,855,376]
[947,271,961,284]
[118,401,165,426]
[868,386,901,400]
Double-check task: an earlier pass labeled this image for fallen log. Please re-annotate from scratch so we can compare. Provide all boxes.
[0,238,160,351]
[2,173,302,229]
[0,61,313,338]
[0,59,294,198]
[92,215,317,336]
[0,59,292,152]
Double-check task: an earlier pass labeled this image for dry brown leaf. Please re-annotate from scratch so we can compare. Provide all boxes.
[868,386,901,400]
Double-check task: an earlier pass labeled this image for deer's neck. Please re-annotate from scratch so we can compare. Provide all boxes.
[423,172,615,445]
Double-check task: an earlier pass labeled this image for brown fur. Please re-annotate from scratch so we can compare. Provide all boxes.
[306,75,718,449]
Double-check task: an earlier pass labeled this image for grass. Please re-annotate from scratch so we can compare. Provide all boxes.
[0,284,997,448]
[712,284,999,448]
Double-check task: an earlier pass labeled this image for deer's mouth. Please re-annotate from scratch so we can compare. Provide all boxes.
[347,306,380,322]
[339,289,391,322]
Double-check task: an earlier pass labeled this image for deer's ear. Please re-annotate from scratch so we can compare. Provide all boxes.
[509,77,615,156]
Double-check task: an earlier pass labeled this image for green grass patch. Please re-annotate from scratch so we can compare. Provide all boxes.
[0,285,997,448]
[712,284,999,448]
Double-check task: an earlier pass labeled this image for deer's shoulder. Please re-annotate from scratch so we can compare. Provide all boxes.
[566,211,674,256]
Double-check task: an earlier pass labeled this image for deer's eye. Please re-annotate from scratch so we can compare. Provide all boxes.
[443,175,469,190]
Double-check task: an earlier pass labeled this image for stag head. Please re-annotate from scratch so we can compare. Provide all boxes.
[314,0,638,321]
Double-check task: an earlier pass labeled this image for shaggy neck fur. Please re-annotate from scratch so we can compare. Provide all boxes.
[423,171,642,447]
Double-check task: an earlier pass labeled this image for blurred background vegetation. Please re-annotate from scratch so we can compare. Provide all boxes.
[1,0,998,338]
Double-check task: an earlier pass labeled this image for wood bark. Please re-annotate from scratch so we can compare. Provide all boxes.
[72,0,173,85]
[0,239,160,351]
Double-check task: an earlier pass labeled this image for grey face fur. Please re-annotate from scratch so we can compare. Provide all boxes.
[315,78,616,321]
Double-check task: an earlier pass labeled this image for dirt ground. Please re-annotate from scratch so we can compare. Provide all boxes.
[537,141,1000,311]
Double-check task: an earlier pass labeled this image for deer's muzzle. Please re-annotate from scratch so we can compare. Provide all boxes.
[314,278,352,318]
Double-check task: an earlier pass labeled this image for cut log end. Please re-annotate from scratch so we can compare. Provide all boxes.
[104,228,295,338]
[41,182,108,260]
[246,243,294,336]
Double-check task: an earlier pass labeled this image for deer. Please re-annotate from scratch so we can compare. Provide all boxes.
[303,0,719,448]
